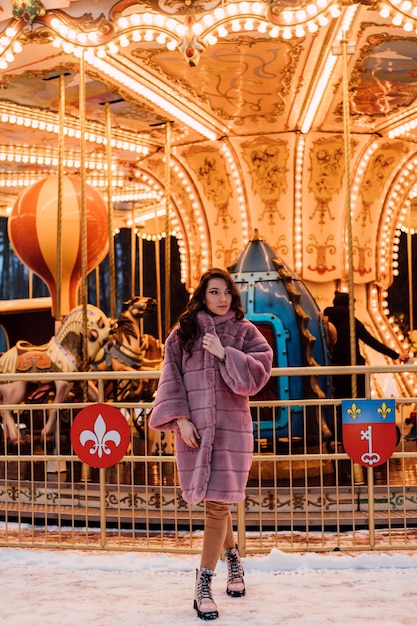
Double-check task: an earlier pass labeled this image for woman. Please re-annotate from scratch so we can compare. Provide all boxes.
[149,268,273,621]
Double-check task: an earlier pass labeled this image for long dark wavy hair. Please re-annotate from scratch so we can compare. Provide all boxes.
[177,268,244,355]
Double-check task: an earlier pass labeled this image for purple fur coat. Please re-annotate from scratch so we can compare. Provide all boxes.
[149,309,273,505]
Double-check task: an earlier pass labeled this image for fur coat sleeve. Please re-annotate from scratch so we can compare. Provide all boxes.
[148,327,190,432]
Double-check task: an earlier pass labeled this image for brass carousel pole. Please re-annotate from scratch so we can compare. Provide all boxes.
[56,73,65,326]
[407,208,414,333]
[341,32,367,499]
[131,203,136,298]
[164,122,171,337]
[48,72,66,474]
[79,51,88,375]
[155,202,163,345]
[341,32,357,396]
[79,52,93,487]
[138,226,144,297]
[138,223,144,336]
[105,102,116,320]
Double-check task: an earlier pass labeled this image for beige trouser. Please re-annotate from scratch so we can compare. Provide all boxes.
[200,500,235,571]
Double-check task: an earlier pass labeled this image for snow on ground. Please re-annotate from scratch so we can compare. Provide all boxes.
[1,545,417,625]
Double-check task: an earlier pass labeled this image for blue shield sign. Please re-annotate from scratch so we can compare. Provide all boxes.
[342,399,397,467]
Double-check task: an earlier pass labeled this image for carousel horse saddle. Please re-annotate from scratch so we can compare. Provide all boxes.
[14,340,53,373]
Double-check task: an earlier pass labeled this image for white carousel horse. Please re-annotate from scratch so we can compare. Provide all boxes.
[0,304,111,444]
[90,296,167,467]
[91,295,163,402]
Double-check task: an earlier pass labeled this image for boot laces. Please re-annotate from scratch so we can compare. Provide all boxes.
[198,569,215,602]
[226,549,243,582]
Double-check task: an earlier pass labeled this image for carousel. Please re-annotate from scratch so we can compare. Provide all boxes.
[0,0,417,543]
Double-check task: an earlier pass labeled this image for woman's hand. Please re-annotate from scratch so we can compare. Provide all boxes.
[177,418,200,448]
[398,353,411,363]
[202,330,226,362]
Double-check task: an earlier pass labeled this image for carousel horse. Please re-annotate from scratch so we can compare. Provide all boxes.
[91,295,163,402]
[0,304,111,444]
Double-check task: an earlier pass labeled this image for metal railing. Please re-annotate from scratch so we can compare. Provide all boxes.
[0,365,417,554]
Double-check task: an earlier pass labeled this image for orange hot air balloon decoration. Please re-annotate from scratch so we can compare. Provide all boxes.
[8,175,109,317]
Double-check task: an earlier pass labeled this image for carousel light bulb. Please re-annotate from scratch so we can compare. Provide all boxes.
[307,21,318,32]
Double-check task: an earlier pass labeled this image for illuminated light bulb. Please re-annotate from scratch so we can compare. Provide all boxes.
[282,27,292,39]
[175,24,187,36]
[206,33,218,45]
[143,12,153,25]
[282,10,293,23]
[202,14,214,26]
[307,21,318,33]
[192,23,203,35]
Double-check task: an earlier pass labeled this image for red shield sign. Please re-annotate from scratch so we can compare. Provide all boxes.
[70,403,130,468]
[342,399,397,467]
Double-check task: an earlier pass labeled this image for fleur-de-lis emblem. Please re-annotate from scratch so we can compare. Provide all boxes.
[346,402,361,420]
[377,401,392,421]
[79,413,121,458]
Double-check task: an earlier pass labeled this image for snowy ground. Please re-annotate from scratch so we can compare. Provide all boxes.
[1,545,417,625]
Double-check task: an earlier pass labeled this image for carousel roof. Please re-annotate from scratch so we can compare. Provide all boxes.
[0,0,416,294]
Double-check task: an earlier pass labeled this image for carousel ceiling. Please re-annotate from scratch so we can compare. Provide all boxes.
[1,0,417,293]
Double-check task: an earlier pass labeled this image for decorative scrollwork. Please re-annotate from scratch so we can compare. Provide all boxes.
[12,0,45,25]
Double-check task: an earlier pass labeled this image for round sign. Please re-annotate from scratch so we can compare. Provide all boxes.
[70,403,130,468]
